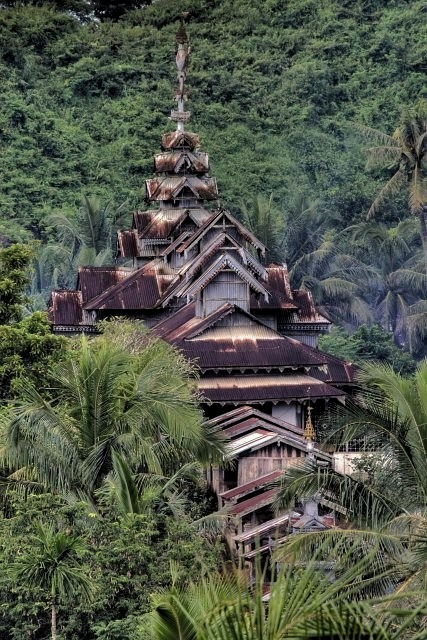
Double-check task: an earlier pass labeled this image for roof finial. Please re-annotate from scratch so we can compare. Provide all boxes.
[171,13,191,132]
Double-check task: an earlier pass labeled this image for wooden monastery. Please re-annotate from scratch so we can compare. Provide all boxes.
[50,21,355,559]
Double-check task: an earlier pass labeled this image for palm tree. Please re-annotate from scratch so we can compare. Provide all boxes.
[242,194,284,261]
[350,222,427,347]
[2,323,225,505]
[10,523,92,640]
[144,545,426,640]
[276,361,427,589]
[30,196,129,297]
[360,100,427,272]
[289,228,374,327]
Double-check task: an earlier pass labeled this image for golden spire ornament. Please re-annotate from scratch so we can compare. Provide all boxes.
[303,403,316,442]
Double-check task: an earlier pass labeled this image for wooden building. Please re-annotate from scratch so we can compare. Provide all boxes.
[49,21,354,556]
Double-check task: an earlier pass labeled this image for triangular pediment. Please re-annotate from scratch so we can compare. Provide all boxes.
[177,209,266,255]
[180,253,269,301]
[179,232,267,281]
[146,176,218,202]
[154,151,209,174]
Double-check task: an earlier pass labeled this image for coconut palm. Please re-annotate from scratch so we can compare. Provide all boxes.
[360,100,427,272]
[289,228,374,327]
[276,361,427,589]
[10,523,92,640]
[48,195,128,266]
[350,222,427,347]
[242,194,284,262]
[2,324,225,504]
[144,544,427,640]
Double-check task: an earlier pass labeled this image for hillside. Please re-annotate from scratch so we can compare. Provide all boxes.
[0,0,425,238]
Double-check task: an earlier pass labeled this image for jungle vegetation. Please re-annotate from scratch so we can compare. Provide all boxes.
[0,1,426,638]
[0,0,425,352]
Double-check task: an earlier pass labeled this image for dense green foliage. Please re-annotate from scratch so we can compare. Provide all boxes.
[319,325,417,375]
[1,494,221,640]
[0,0,425,236]
[0,0,425,352]
[0,245,66,398]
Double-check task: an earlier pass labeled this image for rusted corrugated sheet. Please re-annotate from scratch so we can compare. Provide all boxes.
[117,230,139,258]
[78,266,131,303]
[83,263,177,311]
[50,291,82,325]
[250,264,296,310]
[154,151,209,173]
[161,130,200,150]
[154,302,330,370]
[152,302,197,339]
[308,353,356,384]
[292,290,330,323]
[140,209,190,239]
[146,176,218,201]
[198,374,345,404]
[221,470,283,501]
[230,488,277,516]
[133,210,157,233]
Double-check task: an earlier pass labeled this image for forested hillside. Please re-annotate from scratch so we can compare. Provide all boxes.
[0,0,426,349]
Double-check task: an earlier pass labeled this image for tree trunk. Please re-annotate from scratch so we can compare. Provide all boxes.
[51,602,57,640]
[418,207,427,275]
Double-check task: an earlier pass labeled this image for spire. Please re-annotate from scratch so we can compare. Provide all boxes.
[171,14,191,132]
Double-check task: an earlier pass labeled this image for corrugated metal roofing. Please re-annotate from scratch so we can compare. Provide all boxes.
[161,130,200,150]
[78,266,131,303]
[221,470,283,501]
[117,230,139,258]
[154,303,330,370]
[250,264,296,310]
[230,488,277,516]
[50,291,82,325]
[198,374,345,404]
[83,262,177,311]
[146,176,218,201]
[133,210,157,233]
[154,151,209,173]
[292,290,331,324]
[227,429,278,456]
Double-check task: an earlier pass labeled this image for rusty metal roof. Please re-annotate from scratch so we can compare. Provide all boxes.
[152,302,197,338]
[146,176,218,201]
[139,209,190,240]
[77,266,131,303]
[198,374,345,404]
[250,265,296,310]
[230,488,277,516]
[233,513,297,543]
[133,210,157,233]
[292,290,331,324]
[307,352,356,385]
[135,208,212,240]
[153,303,330,370]
[154,151,209,173]
[50,291,82,325]
[221,470,283,501]
[117,229,139,258]
[161,130,200,150]
[83,262,178,311]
